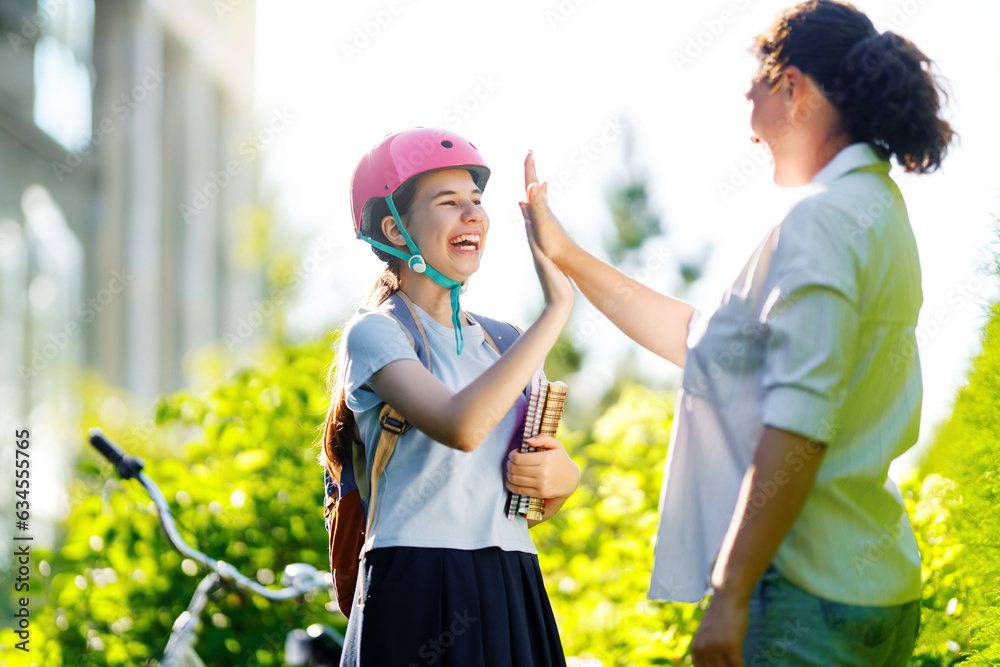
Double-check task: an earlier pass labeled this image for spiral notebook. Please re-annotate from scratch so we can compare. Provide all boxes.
[507,379,568,521]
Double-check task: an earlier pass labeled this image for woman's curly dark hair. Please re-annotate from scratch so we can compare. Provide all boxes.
[752,0,954,173]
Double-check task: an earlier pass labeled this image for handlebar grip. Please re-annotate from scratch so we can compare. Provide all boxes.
[89,427,145,480]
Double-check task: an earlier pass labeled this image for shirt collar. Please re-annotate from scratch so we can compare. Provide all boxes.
[810,143,886,187]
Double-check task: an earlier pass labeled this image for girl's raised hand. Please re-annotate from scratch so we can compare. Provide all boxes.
[524,217,574,314]
[520,153,574,313]
[521,151,574,265]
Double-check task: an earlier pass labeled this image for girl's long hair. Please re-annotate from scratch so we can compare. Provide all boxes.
[752,0,955,173]
[319,178,419,481]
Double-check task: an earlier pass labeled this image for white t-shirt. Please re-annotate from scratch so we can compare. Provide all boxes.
[340,302,537,554]
[649,143,923,606]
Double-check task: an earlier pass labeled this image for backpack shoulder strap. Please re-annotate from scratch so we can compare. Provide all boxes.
[466,312,530,400]
[325,292,428,527]
[379,291,432,372]
[466,312,522,356]
[330,292,430,508]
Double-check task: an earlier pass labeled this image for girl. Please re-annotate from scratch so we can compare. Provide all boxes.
[324,127,578,666]
[520,1,953,664]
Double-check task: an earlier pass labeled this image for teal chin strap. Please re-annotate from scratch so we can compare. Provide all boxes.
[359,193,466,354]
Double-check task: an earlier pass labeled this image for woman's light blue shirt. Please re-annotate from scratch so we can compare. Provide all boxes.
[650,143,923,606]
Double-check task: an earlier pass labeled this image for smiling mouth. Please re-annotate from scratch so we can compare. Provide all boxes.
[449,233,481,253]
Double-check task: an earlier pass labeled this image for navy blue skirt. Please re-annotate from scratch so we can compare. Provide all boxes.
[340,546,566,667]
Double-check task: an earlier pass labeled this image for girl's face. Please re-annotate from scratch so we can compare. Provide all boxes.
[397,168,488,283]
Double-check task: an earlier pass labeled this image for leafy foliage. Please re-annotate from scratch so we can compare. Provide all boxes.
[534,386,704,664]
[911,303,1000,664]
[901,471,978,665]
[0,339,342,667]
[3,309,998,665]
[607,182,662,265]
[544,331,586,382]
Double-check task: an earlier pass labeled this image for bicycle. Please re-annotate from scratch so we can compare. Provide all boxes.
[88,427,344,667]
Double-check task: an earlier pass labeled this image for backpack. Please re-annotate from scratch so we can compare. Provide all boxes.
[323,291,524,617]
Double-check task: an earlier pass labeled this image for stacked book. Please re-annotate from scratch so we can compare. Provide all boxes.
[507,380,568,521]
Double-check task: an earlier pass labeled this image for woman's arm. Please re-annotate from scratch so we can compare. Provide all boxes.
[504,434,580,527]
[521,153,695,368]
[691,426,827,665]
[368,222,574,453]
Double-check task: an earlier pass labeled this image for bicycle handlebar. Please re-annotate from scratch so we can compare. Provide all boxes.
[89,428,145,480]
[87,427,333,600]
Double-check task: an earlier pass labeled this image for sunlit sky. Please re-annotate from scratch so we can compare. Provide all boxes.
[253,0,1000,467]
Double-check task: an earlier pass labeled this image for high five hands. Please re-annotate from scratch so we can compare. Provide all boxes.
[520,151,575,313]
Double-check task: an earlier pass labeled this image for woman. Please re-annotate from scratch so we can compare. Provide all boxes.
[325,127,578,666]
[520,1,953,664]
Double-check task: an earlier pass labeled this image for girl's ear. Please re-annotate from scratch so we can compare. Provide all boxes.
[381,214,406,247]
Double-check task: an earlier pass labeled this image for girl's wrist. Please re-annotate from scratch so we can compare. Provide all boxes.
[540,299,573,323]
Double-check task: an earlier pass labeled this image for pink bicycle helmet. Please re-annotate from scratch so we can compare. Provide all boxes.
[351,127,490,244]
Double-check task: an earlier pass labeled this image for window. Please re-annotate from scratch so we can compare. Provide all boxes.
[32,0,95,152]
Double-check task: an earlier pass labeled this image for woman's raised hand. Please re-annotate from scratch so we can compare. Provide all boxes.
[520,151,574,265]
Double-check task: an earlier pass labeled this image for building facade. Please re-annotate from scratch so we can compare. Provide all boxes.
[1,0,262,414]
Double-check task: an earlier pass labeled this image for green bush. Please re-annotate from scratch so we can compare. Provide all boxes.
[3,313,997,665]
[534,386,703,664]
[912,303,1000,664]
[0,340,342,667]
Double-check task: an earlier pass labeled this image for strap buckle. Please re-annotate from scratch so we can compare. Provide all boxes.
[378,405,409,435]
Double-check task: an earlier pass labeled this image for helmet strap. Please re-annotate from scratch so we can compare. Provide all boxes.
[359,193,467,354]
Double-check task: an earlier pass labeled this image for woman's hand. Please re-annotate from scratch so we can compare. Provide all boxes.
[691,592,749,667]
[505,435,580,500]
[520,151,575,266]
